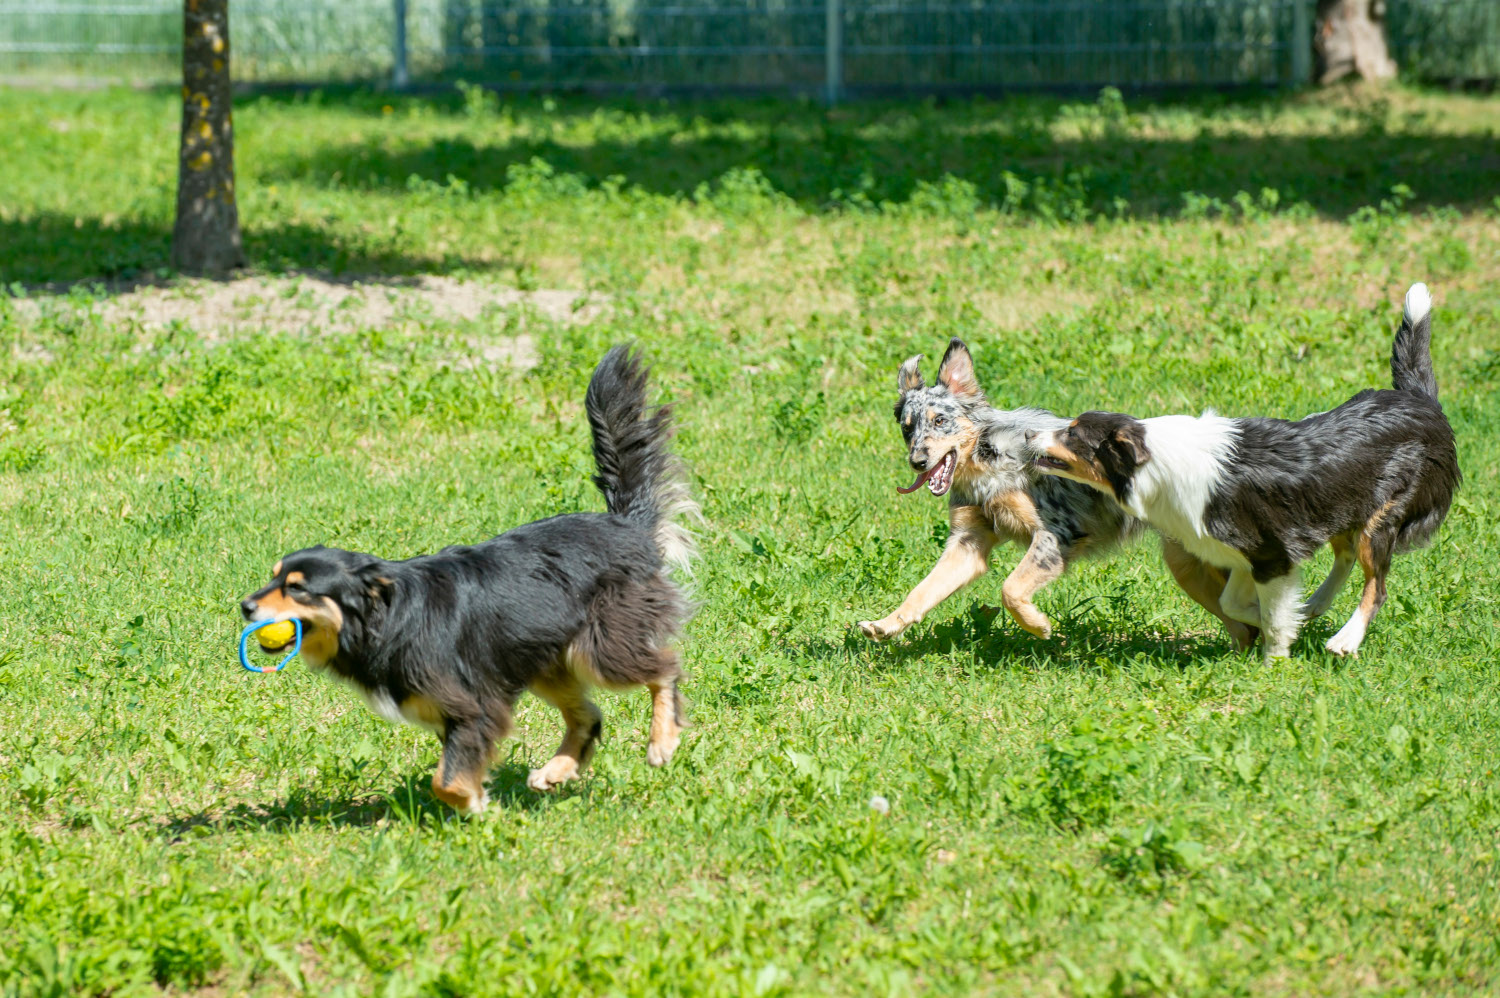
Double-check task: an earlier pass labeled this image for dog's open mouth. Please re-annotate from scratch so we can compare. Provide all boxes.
[1034,455,1071,472]
[898,450,957,497]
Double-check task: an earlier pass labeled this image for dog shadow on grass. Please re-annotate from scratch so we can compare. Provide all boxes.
[159,760,571,840]
[794,603,1346,672]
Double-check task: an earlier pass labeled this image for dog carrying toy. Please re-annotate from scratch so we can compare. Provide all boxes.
[238,618,302,673]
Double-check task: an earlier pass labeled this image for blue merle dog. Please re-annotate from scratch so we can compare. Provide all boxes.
[858,338,1258,648]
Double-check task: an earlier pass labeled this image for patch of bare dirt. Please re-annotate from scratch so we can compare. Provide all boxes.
[12,274,609,371]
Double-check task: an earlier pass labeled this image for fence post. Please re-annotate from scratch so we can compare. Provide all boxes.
[1290,0,1311,86]
[824,0,842,105]
[392,0,410,89]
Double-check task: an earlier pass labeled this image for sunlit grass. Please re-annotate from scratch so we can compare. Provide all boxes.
[1,83,1498,995]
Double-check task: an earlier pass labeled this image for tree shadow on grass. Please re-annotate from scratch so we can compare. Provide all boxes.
[0,213,514,290]
[793,602,1349,673]
[255,91,1500,217]
[158,760,569,839]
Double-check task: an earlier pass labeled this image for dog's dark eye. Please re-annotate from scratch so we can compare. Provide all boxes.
[285,580,304,593]
[934,415,948,427]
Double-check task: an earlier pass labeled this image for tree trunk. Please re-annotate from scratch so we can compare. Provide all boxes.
[1315,0,1397,84]
[172,0,244,275]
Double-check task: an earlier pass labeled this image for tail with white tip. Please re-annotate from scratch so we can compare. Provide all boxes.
[1391,282,1439,398]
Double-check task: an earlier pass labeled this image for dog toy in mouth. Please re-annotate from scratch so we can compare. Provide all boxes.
[238,618,302,673]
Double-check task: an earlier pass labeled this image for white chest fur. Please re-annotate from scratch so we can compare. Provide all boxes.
[1125,413,1249,572]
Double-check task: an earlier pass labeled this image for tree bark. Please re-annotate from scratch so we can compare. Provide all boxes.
[1315,0,1397,85]
[172,0,244,275]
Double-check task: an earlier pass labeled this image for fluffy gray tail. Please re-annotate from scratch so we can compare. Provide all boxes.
[1391,282,1439,398]
[584,345,700,577]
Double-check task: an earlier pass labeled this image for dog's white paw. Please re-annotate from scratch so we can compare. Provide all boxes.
[646,735,680,768]
[527,759,579,792]
[858,618,905,641]
[1325,631,1363,657]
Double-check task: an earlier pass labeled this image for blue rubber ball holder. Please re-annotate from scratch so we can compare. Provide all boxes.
[238,618,303,673]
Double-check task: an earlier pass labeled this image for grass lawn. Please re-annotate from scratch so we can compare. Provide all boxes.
[1,83,1499,996]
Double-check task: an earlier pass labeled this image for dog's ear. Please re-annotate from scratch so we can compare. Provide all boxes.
[897,354,925,394]
[356,562,395,604]
[936,338,980,398]
[1110,424,1150,466]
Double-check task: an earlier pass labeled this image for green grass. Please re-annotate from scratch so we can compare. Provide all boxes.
[2,83,1499,996]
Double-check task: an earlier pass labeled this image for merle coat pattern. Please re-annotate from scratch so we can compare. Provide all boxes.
[857,338,1259,648]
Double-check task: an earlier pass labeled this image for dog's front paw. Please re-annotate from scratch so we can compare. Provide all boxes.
[999,600,1053,640]
[527,757,581,792]
[646,733,680,768]
[858,616,907,641]
[1021,617,1053,640]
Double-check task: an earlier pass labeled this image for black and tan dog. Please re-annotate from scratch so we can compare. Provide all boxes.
[859,338,1257,648]
[241,346,699,813]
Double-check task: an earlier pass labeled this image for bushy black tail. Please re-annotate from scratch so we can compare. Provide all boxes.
[585,346,699,576]
[1392,282,1439,398]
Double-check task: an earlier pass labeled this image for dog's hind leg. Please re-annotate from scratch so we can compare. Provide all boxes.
[432,705,510,814]
[1302,534,1357,619]
[570,576,689,768]
[646,651,685,768]
[1160,537,1259,651]
[1326,522,1394,657]
[998,530,1067,640]
[527,670,604,792]
[859,505,997,641]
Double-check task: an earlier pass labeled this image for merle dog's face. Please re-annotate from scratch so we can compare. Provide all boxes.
[240,546,387,666]
[891,338,986,498]
[1031,411,1150,499]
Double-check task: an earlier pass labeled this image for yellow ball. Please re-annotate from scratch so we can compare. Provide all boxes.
[256,620,297,649]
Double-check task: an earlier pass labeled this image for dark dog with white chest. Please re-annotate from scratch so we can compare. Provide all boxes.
[1031,283,1459,661]
[240,346,699,813]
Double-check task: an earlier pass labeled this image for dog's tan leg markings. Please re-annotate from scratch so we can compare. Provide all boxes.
[858,505,998,641]
[432,714,504,815]
[1160,537,1257,651]
[527,671,604,792]
[646,676,682,768]
[999,531,1066,639]
[1220,568,1262,627]
[985,489,1043,539]
[1327,515,1393,657]
[1302,534,1356,619]
[431,764,488,814]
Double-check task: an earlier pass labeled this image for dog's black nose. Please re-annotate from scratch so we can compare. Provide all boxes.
[240,598,258,618]
[910,454,929,471]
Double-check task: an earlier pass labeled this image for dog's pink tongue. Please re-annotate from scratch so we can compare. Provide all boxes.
[897,468,934,494]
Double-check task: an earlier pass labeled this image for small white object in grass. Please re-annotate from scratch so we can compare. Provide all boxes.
[869,795,890,815]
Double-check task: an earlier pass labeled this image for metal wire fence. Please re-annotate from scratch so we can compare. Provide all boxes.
[1,0,1496,94]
